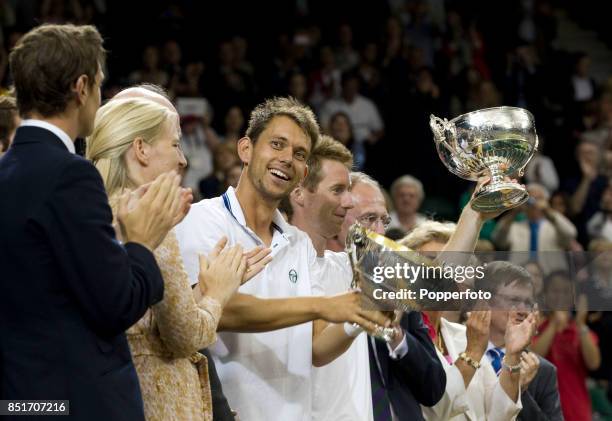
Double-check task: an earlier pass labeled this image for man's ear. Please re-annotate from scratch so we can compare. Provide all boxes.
[132,137,150,166]
[74,74,89,106]
[291,185,305,207]
[237,136,252,165]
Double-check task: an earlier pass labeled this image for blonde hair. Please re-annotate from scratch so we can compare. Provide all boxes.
[86,97,175,196]
[399,220,456,250]
[303,135,353,190]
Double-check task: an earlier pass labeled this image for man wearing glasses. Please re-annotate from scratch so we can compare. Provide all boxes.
[481,261,563,421]
[327,172,392,253]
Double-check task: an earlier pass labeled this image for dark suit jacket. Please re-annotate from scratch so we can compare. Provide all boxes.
[518,356,564,421]
[200,348,234,421]
[369,311,446,421]
[0,126,165,420]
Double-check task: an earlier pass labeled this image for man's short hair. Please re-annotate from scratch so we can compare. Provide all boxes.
[390,174,424,200]
[399,220,456,249]
[527,183,550,200]
[9,24,106,117]
[246,96,319,150]
[475,261,534,295]
[302,135,353,191]
[0,95,18,152]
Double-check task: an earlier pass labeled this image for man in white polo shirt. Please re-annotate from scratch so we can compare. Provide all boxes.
[176,97,390,420]
[284,135,375,420]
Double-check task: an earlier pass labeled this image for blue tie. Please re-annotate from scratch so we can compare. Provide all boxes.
[487,347,505,376]
[529,220,540,250]
[529,220,541,261]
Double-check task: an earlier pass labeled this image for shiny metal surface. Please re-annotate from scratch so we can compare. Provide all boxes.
[430,107,538,212]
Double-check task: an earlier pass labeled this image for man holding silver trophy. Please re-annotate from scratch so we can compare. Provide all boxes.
[177,98,540,420]
[339,106,541,420]
[176,97,392,421]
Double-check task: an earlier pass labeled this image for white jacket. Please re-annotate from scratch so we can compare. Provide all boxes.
[421,318,522,421]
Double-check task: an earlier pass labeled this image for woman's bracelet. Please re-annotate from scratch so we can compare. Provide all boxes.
[502,356,522,374]
[457,352,481,370]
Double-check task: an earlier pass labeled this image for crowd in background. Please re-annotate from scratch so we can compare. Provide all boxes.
[2,0,612,418]
[5,0,611,208]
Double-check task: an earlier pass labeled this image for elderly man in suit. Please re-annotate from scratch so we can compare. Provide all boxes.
[0,24,188,421]
[331,172,509,421]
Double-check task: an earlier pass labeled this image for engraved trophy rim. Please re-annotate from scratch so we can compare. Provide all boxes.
[447,105,535,124]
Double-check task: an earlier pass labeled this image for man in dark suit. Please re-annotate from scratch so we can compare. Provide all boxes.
[0,24,187,420]
[518,356,563,421]
[368,311,446,421]
[328,172,500,421]
[483,262,563,421]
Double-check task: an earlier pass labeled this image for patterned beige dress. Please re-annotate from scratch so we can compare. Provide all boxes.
[111,198,221,421]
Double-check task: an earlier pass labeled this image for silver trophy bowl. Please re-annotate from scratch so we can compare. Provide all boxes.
[345,223,449,341]
[430,106,538,212]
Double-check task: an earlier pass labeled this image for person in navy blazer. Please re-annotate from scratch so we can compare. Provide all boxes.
[369,311,446,421]
[0,24,187,420]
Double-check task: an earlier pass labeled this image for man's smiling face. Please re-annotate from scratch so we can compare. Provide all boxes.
[246,115,311,201]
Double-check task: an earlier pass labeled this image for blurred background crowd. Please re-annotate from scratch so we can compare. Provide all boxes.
[2,0,612,418]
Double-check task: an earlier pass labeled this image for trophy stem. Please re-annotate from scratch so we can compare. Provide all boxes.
[471,162,528,212]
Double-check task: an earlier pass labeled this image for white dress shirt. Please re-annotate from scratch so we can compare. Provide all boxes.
[20,119,75,154]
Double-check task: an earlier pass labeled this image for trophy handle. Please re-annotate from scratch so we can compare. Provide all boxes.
[430,115,457,155]
[518,135,539,177]
[429,115,447,143]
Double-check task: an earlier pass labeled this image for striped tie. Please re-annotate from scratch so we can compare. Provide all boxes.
[487,347,505,376]
[369,338,392,421]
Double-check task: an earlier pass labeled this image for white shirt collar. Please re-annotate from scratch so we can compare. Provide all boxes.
[20,119,75,154]
[223,186,292,238]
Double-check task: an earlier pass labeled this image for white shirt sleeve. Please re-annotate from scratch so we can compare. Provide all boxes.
[367,100,384,132]
[588,212,606,238]
[525,155,559,193]
[550,210,578,243]
[483,366,523,421]
[318,101,337,130]
[175,201,229,285]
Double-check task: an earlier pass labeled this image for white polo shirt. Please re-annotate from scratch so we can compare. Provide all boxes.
[312,251,374,421]
[175,187,324,421]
